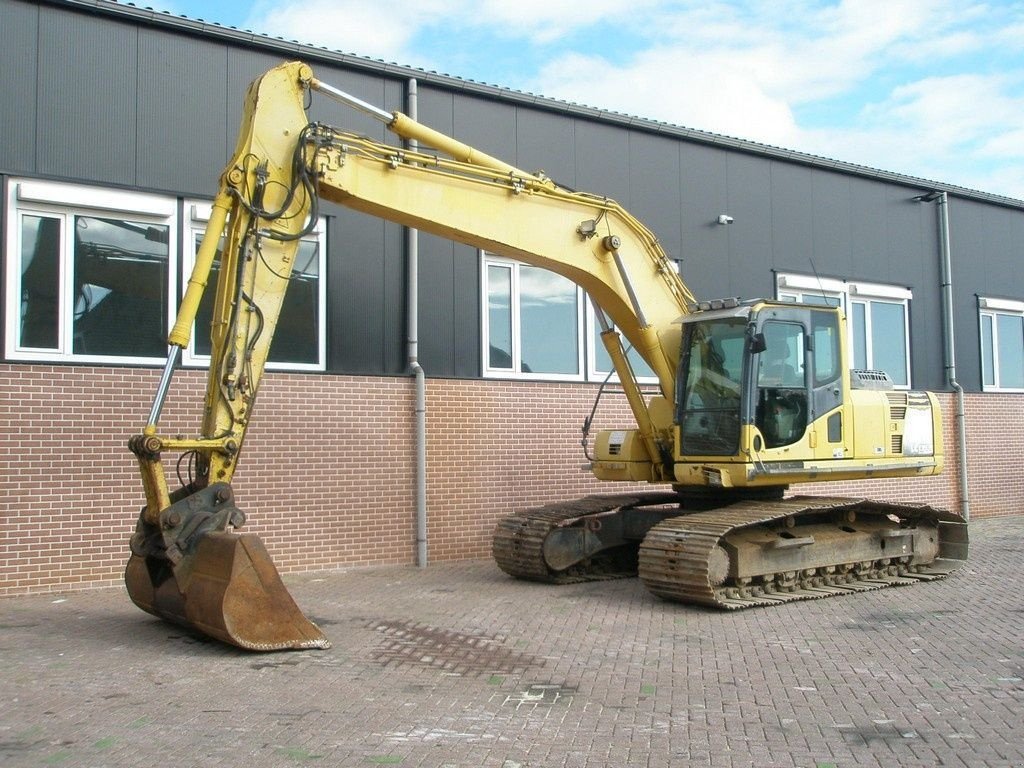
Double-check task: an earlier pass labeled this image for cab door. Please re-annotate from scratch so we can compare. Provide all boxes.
[750,306,845,453]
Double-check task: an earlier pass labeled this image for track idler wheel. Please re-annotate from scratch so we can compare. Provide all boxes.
[125,483,329,652]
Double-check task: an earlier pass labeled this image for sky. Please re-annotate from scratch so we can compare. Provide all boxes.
[148,0,1024,200]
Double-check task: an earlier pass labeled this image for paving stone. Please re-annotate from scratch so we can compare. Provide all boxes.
[0,517,1021,767]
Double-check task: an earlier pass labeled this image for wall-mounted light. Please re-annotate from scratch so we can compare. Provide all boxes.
[717,214,734,225]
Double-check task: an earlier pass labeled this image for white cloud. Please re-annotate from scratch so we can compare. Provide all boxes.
[536,49,800,146]
[529,0,959,144]
[528,1,1024,197]
[867,74,1022,147]
[243,0,655,61]
[979,127,1024,160]
[244,0,451,62]
[238,0,1024,198]
[473,0,658,44]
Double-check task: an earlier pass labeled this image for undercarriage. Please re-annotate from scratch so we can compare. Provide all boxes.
[492,493,968,608]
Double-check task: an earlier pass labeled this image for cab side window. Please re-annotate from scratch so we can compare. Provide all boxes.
[756,321,808,448]
[811,311,841,386]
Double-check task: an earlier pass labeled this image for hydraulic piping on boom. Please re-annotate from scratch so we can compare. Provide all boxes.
[125,62,967,651]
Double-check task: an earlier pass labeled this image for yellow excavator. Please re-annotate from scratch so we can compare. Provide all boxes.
[126,62,967,651]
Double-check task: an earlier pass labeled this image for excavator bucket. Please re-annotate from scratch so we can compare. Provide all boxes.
[124,485,330,651]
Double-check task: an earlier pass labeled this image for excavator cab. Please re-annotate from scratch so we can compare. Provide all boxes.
[676,308,747,456]
[677,302,833,460]
[673,299,937,491]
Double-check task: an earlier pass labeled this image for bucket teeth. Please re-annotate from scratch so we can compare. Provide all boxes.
[126,532,329,651]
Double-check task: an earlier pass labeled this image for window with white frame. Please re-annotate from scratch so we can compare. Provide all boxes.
[587,304,657,382]
[776,273,913,387]
[481,254,660,382]
[591,257,682,384]
[979,297,1024,391]
[181,202,327,371]
[483,256,584,378]
[4,179,176,364]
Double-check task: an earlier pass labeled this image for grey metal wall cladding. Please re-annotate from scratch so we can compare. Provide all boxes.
[809,172,855,276]
[314,72,407,375]
[5,0,1023,389]
[224,48,290,158]
[573,121,630,205]
[0,0,39,174]
[401,86,487,378]
[627,131,683,263]
[452,243,481,378]
[309,65,400,142]
[677,143,730,298]
[848,179,889,277]
[452,94,517,167]
[36,6,138,185]
[136,29,227,193]
[417,85,456,140]
[723,153,775,299]
[946,197,1024,390]
[515,109,576,187]
[327,205,407,376]
[770,163,816,275]
[416,235,458,376]
[954,197,1024,296]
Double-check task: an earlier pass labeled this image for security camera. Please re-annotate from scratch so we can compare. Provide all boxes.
[717,214,734,225]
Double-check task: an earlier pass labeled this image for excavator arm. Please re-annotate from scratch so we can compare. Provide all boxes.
[126,63,328,650]
[125,61,694,650]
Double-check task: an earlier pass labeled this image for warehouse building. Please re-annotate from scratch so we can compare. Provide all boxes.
[1,0,1022,595]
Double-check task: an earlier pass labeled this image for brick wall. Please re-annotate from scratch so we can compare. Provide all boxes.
[0,366,1017,596]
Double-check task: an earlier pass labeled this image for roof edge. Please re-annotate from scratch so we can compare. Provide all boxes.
[45,0,1024,211]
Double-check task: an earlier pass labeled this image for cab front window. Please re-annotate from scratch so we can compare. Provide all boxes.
[678,317,746,456]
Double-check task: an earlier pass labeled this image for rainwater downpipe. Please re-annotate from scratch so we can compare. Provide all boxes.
[935,191,971,521]
[406,78,429,566]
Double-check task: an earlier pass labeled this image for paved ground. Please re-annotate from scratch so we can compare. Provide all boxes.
[1,515,1022,768]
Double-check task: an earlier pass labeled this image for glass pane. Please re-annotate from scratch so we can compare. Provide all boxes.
[755,321,809,448]
[800,293,841,307]
[812,311,840,385]
[981,314,994,387]
[593,326,656,379]
[870,301,908,386]
[487,265,513,369]
[851,302,867,370]
[996,313,1024,389]
[19,215,61,349]
[270,239,320,364]
[519,265,578,374]
[757,321,805,388]
[72,215,169,357]
[192,235,321,365]
[192,233,222,358]
[679,318,746,455]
